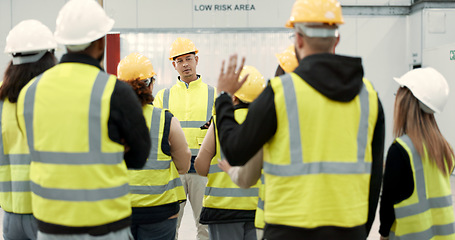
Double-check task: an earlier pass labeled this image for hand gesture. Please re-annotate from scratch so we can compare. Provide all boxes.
[217,54,248,95]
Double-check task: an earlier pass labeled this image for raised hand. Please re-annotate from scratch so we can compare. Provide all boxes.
[216,54,248,95]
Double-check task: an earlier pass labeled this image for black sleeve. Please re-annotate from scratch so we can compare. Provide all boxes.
[379,142,414,237]
[108,80,150,169]
[161,110,173,156]
[365,99,385,236]
[215,85,277,166]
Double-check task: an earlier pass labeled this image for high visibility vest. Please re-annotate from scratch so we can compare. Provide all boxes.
[203,109,260,210]
[154,78,215,157]
[390,135,455,240]
[17,63,131,227]
[255,171,265,229]
[264,73,378,228]
[0,99,32,214]
[128,105,186,207]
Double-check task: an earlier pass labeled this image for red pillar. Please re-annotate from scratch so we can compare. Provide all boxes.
[105,32,120,76]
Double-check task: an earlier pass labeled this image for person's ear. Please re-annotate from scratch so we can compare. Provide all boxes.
[172,61,176,69]
[195,55,199,65]
[333,35,340,54]
[296,32,304,49]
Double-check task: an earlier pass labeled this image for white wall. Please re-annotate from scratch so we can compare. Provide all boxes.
[0,0,67,75]
[0,0,454,149]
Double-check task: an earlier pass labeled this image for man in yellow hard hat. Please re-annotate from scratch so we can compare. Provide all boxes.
[16,0,150,239]
[194,66,265,240]
[212,0,385,239]
[117,52,191,240]
[154,37,214,240]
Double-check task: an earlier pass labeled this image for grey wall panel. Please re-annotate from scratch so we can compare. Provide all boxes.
[11,0,67,31]
[338,16,408,148]
[248,0,294,28]
[137,0,192,28]
[104,0,137,28]
[424,9,455,50]
[193,0,248,28]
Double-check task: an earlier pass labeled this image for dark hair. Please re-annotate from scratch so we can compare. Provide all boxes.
[125,80,154,106]
[0,52,57,103]
[274,65,285,77]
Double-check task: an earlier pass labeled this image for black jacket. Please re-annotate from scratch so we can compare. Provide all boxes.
[215,53,385,240]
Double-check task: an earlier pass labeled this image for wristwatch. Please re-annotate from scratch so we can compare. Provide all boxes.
[217,91,231,98]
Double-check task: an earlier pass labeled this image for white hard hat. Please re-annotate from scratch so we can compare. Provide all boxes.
[54,0,114,46]
[394,67,449,114]
[4,19,57,65]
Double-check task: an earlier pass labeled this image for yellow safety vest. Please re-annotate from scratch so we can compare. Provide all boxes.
[154,78,215,158]
[203,109,260,210]
[0,99,32,214]
[390,135,455,240]
[128,105,186,207]
[264,73,378,228]
[255,171,265,229]
[17,63,131,227]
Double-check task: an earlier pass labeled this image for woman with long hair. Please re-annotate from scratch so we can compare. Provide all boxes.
[0,19,57,240]
[379,67,455,240]
[117,52,191,240]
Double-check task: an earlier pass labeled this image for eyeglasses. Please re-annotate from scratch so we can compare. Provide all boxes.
[288,32,303,42]
[142,77,155,87]
[289,33,296,42]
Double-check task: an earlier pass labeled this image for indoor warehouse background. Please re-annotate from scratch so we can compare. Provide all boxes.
[1,1,455,238]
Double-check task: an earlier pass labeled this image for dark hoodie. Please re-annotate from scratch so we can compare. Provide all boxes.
[215,53,385,240]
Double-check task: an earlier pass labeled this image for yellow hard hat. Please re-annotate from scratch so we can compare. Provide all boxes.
[117,52,156,81]
[275,45,298,73]
[285,0,344,28]
[169,37,199,60]
[235,66,266,103]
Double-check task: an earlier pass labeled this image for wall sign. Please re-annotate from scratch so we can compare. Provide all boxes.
[194,4,256,11]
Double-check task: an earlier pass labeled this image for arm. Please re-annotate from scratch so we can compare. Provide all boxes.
[216,86,277,166]
[169,116,191,174]
[108,80,150,169]
[218,149,263,188]
[215,55,277,166]
[194,123,216,176]
[365,99,385,235]
[379,143,414,237]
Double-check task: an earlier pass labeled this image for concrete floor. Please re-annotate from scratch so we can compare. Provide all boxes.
[0,176,454,239]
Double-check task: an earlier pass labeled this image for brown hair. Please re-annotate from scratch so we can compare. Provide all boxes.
[0,52,57,103]
[124,79,154,106]
[393,87,454,175]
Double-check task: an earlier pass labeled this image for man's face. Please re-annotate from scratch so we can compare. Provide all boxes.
[172,53,198,81]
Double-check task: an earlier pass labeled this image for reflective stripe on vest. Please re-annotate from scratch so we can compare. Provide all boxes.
[141,107,171,170]
[0,100,31,193]
[128,105,185,207]
[263,74,371,176]
[390,135,455,240]
[129,177,182,195]
[204,187,259,197]
[159,80,215,164]
[203,110,260,211]
[24,72,127,202]
[163,86,214,127]
[257,174,265,210]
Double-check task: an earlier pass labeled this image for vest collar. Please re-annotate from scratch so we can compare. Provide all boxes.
[60,53,103,71]
[177,75,202,88]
